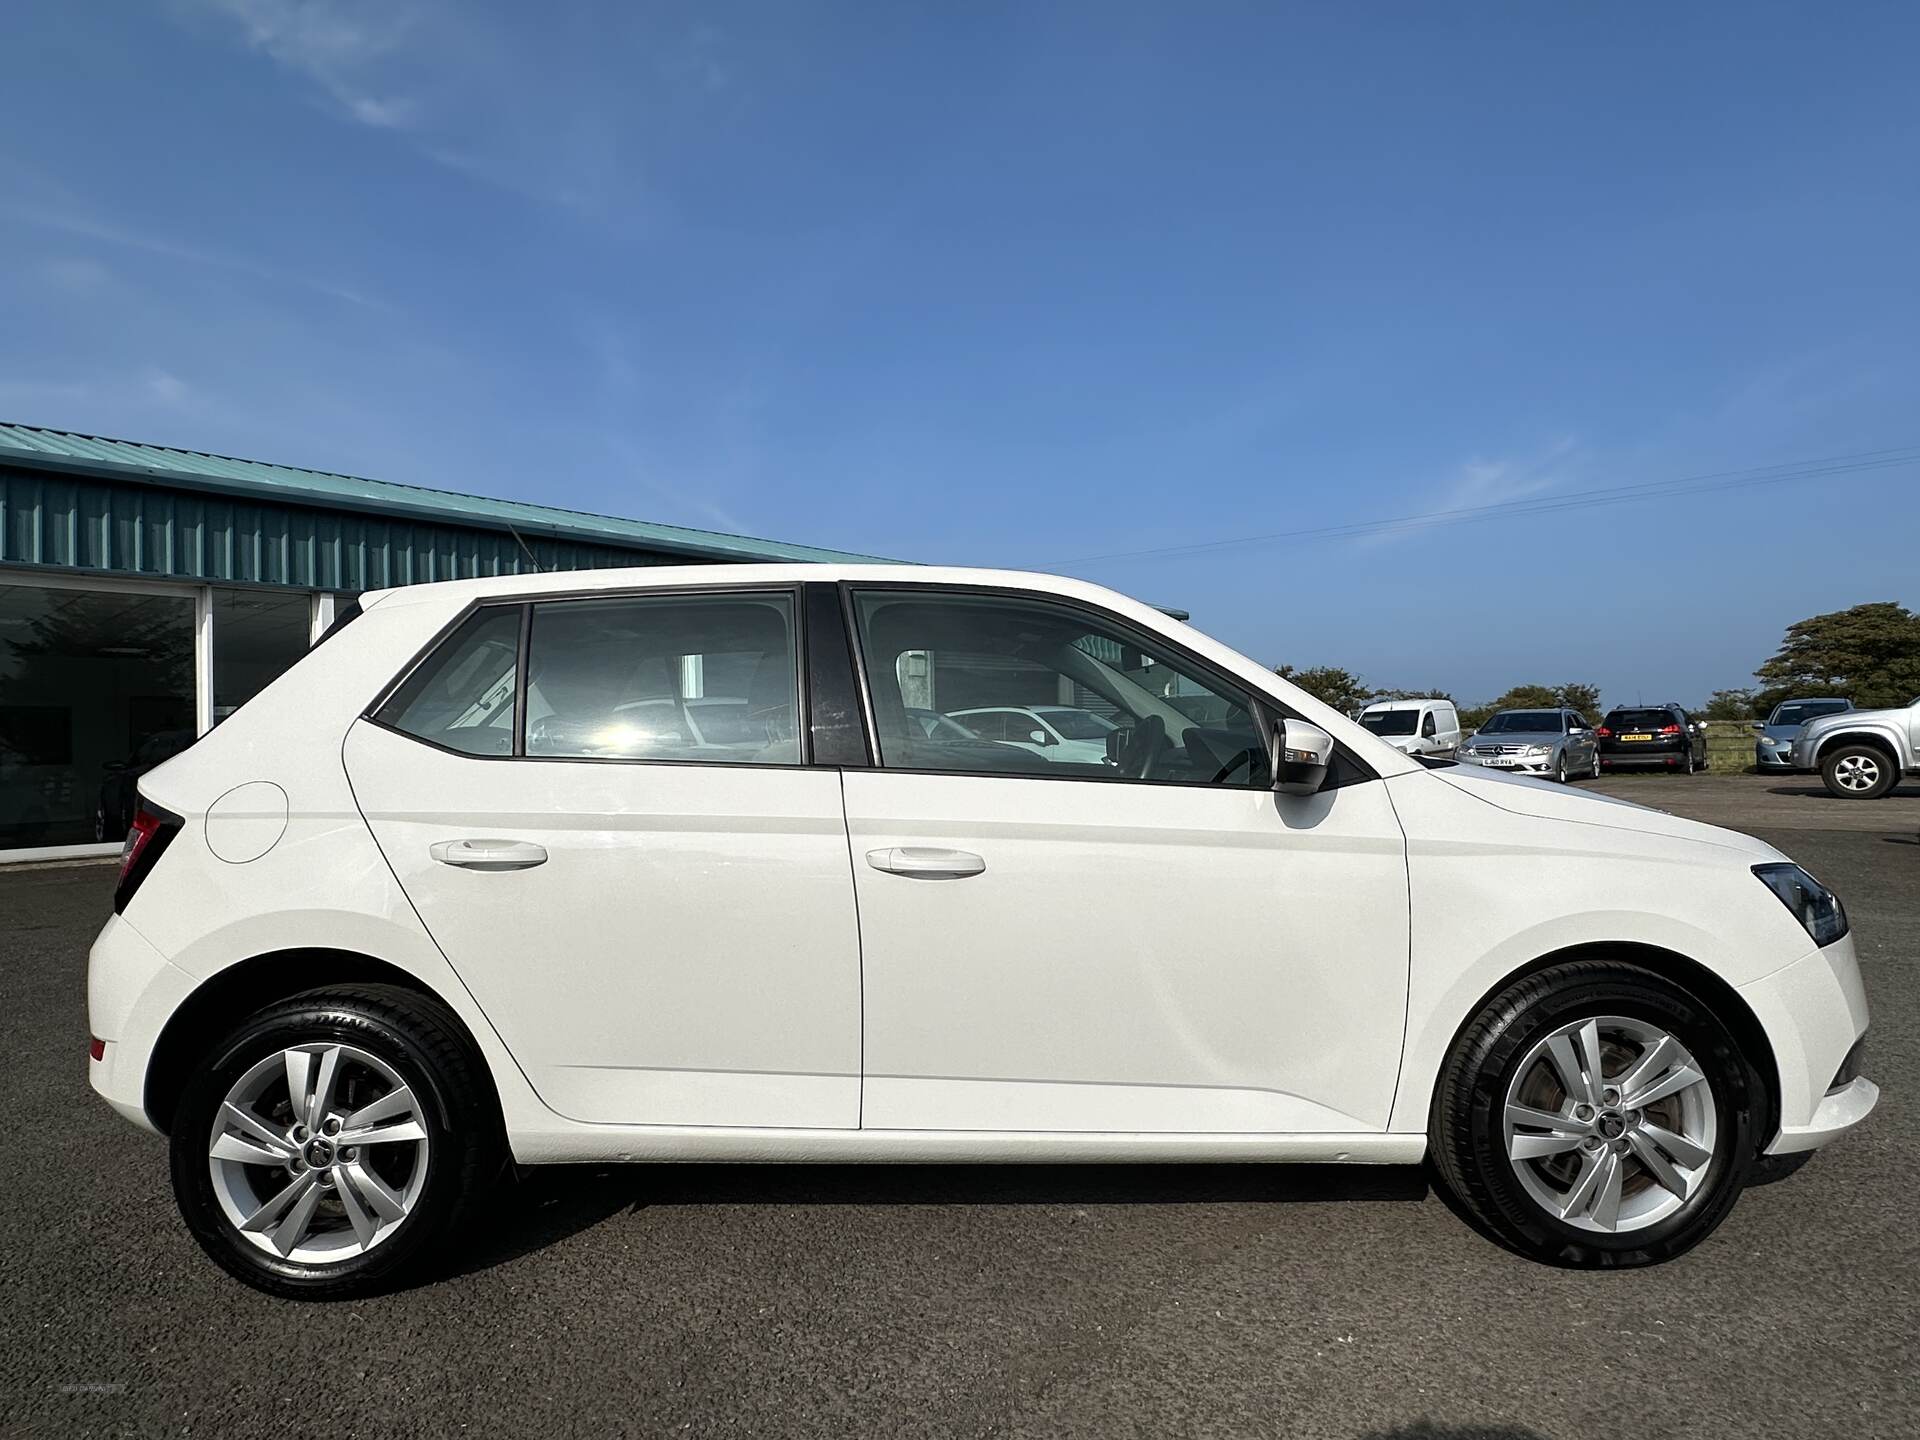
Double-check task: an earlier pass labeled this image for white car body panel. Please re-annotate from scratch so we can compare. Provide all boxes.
[342,718,862,1129]
[87,563,1873,1177]
[843,768,1409,1133]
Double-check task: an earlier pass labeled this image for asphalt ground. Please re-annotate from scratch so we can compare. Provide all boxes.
[2,773,1914,1439]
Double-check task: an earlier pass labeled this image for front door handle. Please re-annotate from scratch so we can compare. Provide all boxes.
[430,838,549,871]
[865,846,986,879]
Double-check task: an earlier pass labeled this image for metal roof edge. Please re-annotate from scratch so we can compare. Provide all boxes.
[0,429,898,567]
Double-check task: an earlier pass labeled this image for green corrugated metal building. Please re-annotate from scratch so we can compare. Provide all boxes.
[0,422,887,858]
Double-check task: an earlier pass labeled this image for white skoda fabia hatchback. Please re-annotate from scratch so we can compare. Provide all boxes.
[88,566,1875,1296]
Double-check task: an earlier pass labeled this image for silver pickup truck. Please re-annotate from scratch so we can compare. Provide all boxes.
[1791,697,1920,798]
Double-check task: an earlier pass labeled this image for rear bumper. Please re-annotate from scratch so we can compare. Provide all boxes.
[1599,748,1688,769]
[87,913,195,1134]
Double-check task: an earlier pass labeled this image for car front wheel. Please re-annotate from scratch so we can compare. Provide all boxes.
[1820,743,1899,800]
[168,984,499,1299]
[1430,960,1757,1267]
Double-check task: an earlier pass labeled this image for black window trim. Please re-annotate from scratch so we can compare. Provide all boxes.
[836,579,1383,792]
[362,582,816,772]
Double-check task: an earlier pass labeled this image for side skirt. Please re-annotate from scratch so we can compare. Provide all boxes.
[507,1127,1427,1166]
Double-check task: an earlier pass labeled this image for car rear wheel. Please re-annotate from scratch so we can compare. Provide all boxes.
[1820,743,1899,800]
[168,984,500,1299]
[1430,960,1757,1267]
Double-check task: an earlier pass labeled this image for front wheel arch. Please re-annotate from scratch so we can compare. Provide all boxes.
[143,949,505,1150]
[1426,942,1780,1155]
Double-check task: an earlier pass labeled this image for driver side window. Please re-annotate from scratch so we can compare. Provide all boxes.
[850,589,1269,788]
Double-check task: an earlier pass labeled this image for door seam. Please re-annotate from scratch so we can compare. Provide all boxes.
[837,767,868,1129]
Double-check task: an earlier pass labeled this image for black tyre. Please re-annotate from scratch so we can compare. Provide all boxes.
[1553,754,1569,784]
[1430,960,1758,1268]
[1819,742,1899,800]
[169,984,500,1299]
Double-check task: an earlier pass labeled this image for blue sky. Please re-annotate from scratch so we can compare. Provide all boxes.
[3,2,1916,706]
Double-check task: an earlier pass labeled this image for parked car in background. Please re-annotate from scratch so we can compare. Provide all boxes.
[96,729,198,841]
[950,704,1117,763]
[1791,696,1920,799]
[1753,698,1852,773]
[905,707,981,743]
[88,564,1875,1296]
[1356,698,1460,758]
[1597,705,1708,774]
[1458,708,1599,783]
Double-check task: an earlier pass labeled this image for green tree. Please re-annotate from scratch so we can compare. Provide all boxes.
[1754,602,1920,711]
[1274,664,1371,714]
[1700,687,1760,721]
[1460,682,1605,734]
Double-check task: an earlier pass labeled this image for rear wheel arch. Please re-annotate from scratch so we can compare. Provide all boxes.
[143,950,504,1145]
[1430,941,1781,1152]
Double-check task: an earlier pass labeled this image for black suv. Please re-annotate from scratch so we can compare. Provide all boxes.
[1596,704,1707,774]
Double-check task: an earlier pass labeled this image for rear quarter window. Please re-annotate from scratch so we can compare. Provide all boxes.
[374,607,522,756]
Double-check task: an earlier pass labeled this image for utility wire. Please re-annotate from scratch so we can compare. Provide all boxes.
[1058,446,1920,565]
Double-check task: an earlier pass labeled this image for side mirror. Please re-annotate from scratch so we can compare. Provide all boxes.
[1029,729,1053,746]
[1269,718,1333,796]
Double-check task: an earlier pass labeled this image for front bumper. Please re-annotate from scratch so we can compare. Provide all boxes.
[88,913,196,1134]
[1755,741,1800,771]
[1457,751,1556,774]
[1736,932,1877,1155]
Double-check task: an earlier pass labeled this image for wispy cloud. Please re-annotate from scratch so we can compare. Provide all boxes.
[182,1,738,214]
[3,200,389,310]
[1359,436,1584,548]
[198,0,422,132]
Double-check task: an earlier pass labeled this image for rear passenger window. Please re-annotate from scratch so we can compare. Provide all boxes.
[524,592,798,764]
[376,607,521,756]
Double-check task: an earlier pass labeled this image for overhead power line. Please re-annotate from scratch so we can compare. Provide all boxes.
[1058,446,1920,566]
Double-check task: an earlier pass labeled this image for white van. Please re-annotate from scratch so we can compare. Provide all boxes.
[1357,697,1460,757]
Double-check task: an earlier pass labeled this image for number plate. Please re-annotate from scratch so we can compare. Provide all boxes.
[1483,757,1516,766]
[1622,733,1653,741]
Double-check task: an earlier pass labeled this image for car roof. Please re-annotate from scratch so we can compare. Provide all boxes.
[360,562,1139,612]
[1361,698,1449,711]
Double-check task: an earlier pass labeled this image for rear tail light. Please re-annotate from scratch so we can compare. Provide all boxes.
[89,1037,106,1062]
[1596,726,1612,738]
[1659,724,1682,734]
[114,799,182,914]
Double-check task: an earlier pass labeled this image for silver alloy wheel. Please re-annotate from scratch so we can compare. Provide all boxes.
[1503,1015,1717,1234]
[1832,753,1882,792]
[208,1042,431,1262]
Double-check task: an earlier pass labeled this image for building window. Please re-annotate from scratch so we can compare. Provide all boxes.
[0,580,196,848]
[212,589,317,720]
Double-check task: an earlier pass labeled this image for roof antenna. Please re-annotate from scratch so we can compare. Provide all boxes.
[506,523,548,573]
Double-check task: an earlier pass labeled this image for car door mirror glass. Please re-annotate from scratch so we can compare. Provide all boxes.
[1030,729,1052,746]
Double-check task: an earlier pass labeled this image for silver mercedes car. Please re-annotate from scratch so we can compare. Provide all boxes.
[1456,707,1600,783]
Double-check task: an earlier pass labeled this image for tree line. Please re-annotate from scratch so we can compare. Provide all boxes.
[1275,601,1920,728]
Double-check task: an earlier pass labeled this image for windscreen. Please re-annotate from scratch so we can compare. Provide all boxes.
[1607,709,1674,729]
[1359,710,1419,736]
[1770,700,1849,726]
[1481,711,1560,734]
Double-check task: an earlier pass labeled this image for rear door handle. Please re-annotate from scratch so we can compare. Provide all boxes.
[865,846,986,879]
[430,838,549,871]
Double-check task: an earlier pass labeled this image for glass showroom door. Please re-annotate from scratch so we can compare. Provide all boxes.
[0,579,196,852]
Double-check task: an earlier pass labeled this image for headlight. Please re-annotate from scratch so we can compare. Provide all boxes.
[1521,745,1551,757]
[1752,863,1849,946]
